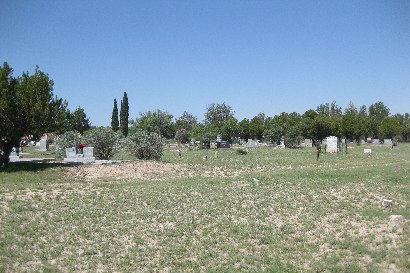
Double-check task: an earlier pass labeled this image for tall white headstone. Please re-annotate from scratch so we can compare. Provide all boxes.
[326,136,338,153]
[39,139,49,151]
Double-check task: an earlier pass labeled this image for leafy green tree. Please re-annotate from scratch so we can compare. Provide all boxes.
[393,113,410,141]
[129,110,174,138]
[368,101,390,138]
[120,92,129,137]
[263,123,284,144]
[175,129,190,144]
[341,102,358,141]
[301,109,318,139]
[249,113,267,140]
[111,99,119,132]
[219,117,239,142]
[69,107,91,133]
[311,114,333,142]
[205,103,234,124]
[0,63,66,165]
[190,123,217,144]
[238,118,251,140]
[378,117,404,139]
[175,111,197,131]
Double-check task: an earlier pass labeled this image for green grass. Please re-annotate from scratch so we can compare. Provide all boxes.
[1,144,409,272]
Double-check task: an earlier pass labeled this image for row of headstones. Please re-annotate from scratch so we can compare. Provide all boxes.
[360,138,393,145]
[64,147,95,163]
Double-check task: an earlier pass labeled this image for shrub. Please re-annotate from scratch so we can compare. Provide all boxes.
[175,129,190,144]
[54,131,83,159]
[125,130,164,160]
[236,148,248,155]
[83,127,120,160]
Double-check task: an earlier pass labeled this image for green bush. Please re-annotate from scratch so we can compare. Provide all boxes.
[55,131,83,159]
[125,130,164,160]
[83,127,120,160]
[175,129,190,144]
[236,148,248,155]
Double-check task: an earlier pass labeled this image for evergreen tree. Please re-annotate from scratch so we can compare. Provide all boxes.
[111,98,119,132]
[120,92,129,137]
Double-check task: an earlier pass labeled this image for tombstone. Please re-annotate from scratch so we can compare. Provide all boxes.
[218,141,230,148]
[367,137,372,143]
[384,139,392,146]
[39,139,49,151]
[9,147,21,162]
[304,139,312,147]
[325,136,338,153]
[360,139,366,145]
[246,139,259,148]
[364,148,372,154]
[216,135,222,143]
[64,146,95,164]
[372,139,380,145]
[66,147,76,158]
[83,147,94,157]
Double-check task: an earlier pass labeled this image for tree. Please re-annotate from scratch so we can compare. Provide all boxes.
[0,63,61,166]
[238,118,251,140]
[378,117,404,139]
[50,96,71,135]
[249,113,267,140]
[129,110,174,138]
[205,103,234,124]
[111,99,119,132]
[120,92,129,137]
[69,107,91,133]
[219,117,239,142]
[301,109,318,140]
[175,111,197,131]
[368,101,390,138]
[175,129,190,144]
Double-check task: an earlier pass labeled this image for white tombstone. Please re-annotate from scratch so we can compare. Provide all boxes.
[64,146,95,164]
[364,148,372,154]
[246,139,259,148]
[304,139,312,147]
[384,139,392,146]
[66,147,76,158]
[372,139,380,145]
[326,136,338,153]
[83,147,94,158]
[9,147,21,162]
[39,139,49,151]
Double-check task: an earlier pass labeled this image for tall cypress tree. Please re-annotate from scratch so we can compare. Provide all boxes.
[111,99,119,131]
[120,92,129,137]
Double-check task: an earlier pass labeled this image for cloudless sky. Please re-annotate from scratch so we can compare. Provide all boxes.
[1,0,409,126]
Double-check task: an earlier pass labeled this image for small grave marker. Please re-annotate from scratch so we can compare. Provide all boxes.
[364,148,372,154]
[384,139,392,146]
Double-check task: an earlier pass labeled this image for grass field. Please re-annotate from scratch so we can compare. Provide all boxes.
[1,144,409,272]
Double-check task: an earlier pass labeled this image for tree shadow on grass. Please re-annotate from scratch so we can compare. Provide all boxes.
[0,161,70,173]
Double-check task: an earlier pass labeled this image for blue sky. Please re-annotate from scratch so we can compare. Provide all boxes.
[1,0,409,126]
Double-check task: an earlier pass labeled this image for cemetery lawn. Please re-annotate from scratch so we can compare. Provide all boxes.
[1,144,409,272]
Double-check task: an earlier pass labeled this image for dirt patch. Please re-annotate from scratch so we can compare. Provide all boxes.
[64,161,197,181]
[63,161,256,181]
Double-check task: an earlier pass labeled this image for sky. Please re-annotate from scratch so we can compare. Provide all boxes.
[1,0,409,126]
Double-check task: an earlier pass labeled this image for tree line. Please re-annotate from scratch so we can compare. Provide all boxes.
[118,101,409,146]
